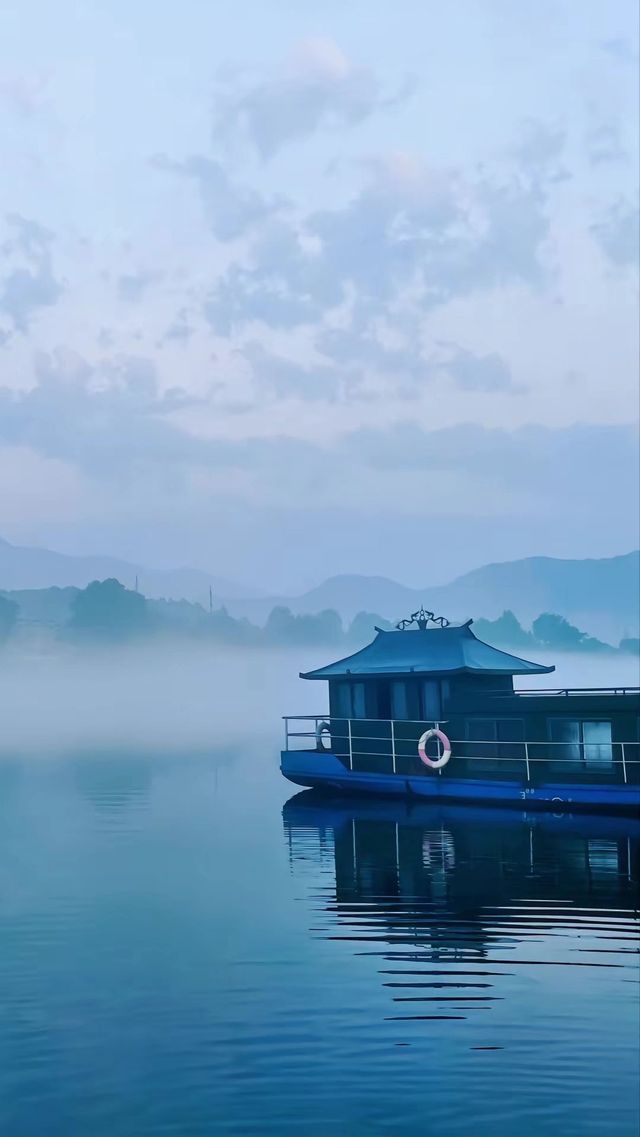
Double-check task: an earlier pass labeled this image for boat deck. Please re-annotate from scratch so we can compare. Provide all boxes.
[281,690,640,812]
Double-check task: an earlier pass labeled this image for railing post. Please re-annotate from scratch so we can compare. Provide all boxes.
[391,719,396,774]
[525,741,531,784]
[348,718,353,771]
[621,743,628,784]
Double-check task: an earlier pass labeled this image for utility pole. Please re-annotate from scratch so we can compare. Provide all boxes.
[209,585,213,613]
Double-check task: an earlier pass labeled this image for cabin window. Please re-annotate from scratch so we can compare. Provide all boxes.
[420,680,442,721]
[376,681,391,720]
[548,720,613,766]
[497,718,525,759]
[352,682,367,719]
[466,719,498,760]
[549,719,581,762]
[335,682,351,719]
[583,721,613,767]
[464,719,524,760]
[334,681,367,719]
[391,681,409,720]
[467,719,497,741]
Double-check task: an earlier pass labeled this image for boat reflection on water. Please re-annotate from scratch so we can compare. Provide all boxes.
[283,792,639,1023]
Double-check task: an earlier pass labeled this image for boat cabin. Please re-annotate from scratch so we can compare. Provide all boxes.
[302,615,550,722]
[281,608,640,811]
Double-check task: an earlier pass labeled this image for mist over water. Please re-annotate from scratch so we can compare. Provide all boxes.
[512,650,640,689]
[0,642,637,755]
[0,645,325,755]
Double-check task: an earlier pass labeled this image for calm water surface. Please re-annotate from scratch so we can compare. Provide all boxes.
[0,739,638,1136]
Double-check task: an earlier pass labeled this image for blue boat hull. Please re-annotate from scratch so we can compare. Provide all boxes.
[281,750,640,814]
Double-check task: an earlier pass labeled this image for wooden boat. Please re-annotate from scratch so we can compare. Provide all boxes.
[281,608,640,813]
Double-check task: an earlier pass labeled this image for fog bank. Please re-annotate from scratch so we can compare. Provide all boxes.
[0,645,325,755]
[0,644,637,756]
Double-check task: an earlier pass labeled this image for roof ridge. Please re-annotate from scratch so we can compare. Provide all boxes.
[301,620,554,679]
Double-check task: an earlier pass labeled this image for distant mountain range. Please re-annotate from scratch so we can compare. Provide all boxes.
[221,552,640,643]
[0,536,262,603]
[0,536,637,643]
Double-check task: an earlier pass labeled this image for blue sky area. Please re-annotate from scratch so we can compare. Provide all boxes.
[0,0,638,590]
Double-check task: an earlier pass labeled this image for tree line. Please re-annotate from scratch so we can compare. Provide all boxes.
[0,579,637,656]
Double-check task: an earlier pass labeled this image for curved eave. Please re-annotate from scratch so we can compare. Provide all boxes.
[299,640,383,680]
[300,662,556,680]
[466,638,556,675]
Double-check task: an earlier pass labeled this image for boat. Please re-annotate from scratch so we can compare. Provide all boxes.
[282,792,639,962]
[280,607,640,813]
[283,792,640,896]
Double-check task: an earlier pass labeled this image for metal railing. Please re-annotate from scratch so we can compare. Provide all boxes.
[283,714,640,785]
[514,686,640,697]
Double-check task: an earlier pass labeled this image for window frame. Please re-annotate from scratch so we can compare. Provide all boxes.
[333,680,368,720]
[547,718,613,768]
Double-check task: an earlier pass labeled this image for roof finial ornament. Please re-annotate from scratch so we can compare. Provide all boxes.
[396,606,450,631]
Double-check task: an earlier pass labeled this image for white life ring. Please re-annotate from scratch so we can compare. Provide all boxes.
[418,728,452,770]
[316,721,332,751]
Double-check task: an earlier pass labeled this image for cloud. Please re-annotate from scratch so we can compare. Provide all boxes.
[0,348,325,483]
[116,270,160,303]
[240,341,349,402]
[0,214,64,335]
[435,345,521,392]
[213,38,411,160]
[203,210,348,334]
[600,38,638,67]
[344,421,640,508]
[315,323,520,396]
[153,155,286,240]
[0,73,49,116]
[586,121,627,166]
[162,307,194,344]
[306,155,463,306]
[0,351,637,581]
[2,349,635,526]
[510,120,568,184]
[591,200,640,268]
[202,151,551,349]
[0,349,213,478]
[315,320,427,391]
[192,147,552,406]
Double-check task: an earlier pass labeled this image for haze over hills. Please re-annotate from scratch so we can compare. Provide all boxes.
[0,536,638,642]
[221,553,640,643]
[0,537,262,603]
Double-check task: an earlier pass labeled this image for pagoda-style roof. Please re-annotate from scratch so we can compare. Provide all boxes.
[301,619,555,680]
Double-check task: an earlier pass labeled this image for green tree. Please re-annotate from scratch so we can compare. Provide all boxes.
[67,579,150,641]
[264,606,343,646]
[532,612,609,652]
[264,606,298,645]
[474,610,533,648]
[208,605,259,645]
[300,609,343,645]
[347,611,393,643]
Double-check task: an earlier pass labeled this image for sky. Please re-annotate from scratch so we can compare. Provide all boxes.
[0,0,638,592]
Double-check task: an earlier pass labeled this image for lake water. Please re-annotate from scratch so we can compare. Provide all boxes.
[0,648,638,1135]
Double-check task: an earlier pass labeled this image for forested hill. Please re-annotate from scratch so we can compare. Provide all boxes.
[0,581,637,659]
[1,536,638,643]
[221,552,640,643]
